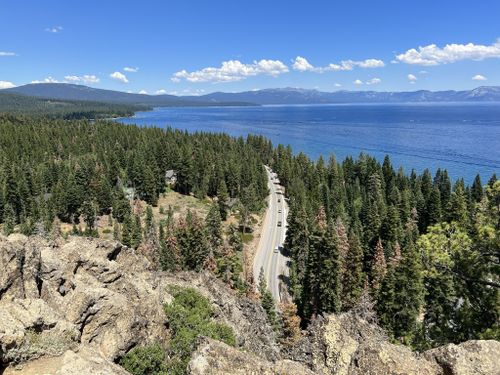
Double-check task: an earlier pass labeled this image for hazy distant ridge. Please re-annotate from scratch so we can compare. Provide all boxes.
[5,83,500,105]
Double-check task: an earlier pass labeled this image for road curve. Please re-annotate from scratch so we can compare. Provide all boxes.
[253,166,289,302]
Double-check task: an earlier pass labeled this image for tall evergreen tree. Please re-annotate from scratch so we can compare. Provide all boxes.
[342,230,366,310]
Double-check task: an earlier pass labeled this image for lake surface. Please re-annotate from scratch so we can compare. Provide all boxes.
[118,103,500,183]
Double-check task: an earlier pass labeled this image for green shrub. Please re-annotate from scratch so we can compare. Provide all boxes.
[119,343,167,375]
[164,286,236,374]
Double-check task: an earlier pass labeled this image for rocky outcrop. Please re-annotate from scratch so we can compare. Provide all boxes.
[287,313,500,375]
[424,340,500,375]
[0,234,279,372]
[188,337,315,375]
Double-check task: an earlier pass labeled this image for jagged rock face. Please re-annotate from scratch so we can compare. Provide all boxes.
[0,233,169,366]
[424,340,500,375]
[0,234,279,372]
[289,313,500,375]
[188,337,315,375]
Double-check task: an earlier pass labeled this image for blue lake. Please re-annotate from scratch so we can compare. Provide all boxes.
[118,103,500,183]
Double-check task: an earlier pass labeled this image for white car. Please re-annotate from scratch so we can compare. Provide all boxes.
[274,246,279,253]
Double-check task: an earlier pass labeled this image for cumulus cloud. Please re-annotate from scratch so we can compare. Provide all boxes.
[408,74,417,81]
[31,77,60,84]
[110,71,129,83]
[0,51,16,56]
[354,79,363,85]
[366,77,381,85]
[292,56,317,72]
[292,56,385,73]
[396,39,500,65]
[155,89,167,95]
[124,67,139,72]
[171,59,289,83]
[64,75,100,84]
[472,74,487,81]
[45,26,63,33]
[0,80,16,89]
[138,90,148,94]
[334,83,342,87]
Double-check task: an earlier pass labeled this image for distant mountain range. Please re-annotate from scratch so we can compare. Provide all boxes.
[4,83,500,106]
[192,86,500,104]
[4,83,252,107]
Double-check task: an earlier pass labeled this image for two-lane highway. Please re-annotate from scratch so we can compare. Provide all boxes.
[253,166,289,301]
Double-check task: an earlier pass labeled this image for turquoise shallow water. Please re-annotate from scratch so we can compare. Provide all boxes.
[118,103,500,183]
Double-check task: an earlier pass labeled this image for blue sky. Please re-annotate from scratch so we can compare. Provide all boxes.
[1,0,500,95]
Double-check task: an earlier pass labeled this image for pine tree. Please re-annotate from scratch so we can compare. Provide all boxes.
[335,217,349,277]
[81,199,97,236]
[217,179,230,220]
[121,214,132,247]
[342,230,366,310]
[131,213,143,249]
[377,241,425,345]
[160,233,181,272]
[426,186,442,226]
[284,204,309,301]
[319,223,341,313]
[471,174,483,203]
[371,238,387,294]
[447,182,469,228]
[205,202,223,254]
[2,203,15,235]
[112,189,131,223]
[258,268,279,330]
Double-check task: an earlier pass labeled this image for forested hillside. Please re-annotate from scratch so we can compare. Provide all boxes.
[273,147,499,349]
[0,91,148,119]
[0,113,497,352]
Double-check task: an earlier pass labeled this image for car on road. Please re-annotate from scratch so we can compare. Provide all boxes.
[278,209,282,213]
[277,221,282,227]
[277,198,281,202]
[274,246,279,253]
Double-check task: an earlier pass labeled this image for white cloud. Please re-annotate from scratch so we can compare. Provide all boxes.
[366,77,381,85]
[292,56,385,73]
[0,51,16,56]
[334,83,342,87]
[0,81,16,89]
[45,26,63,33]
[31,77,60,84]
[354,79,363,85]
[172,59,289,83]
[64,75,100,84]
[472,74,487,81]
[396,39,500,65]
[138,90,148,94]
[109,71,129,83]
[407,74,417,81]
[124,67,139,72]
[155,89,167,95]
[419,70,428,74]
[292,56,317,72]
